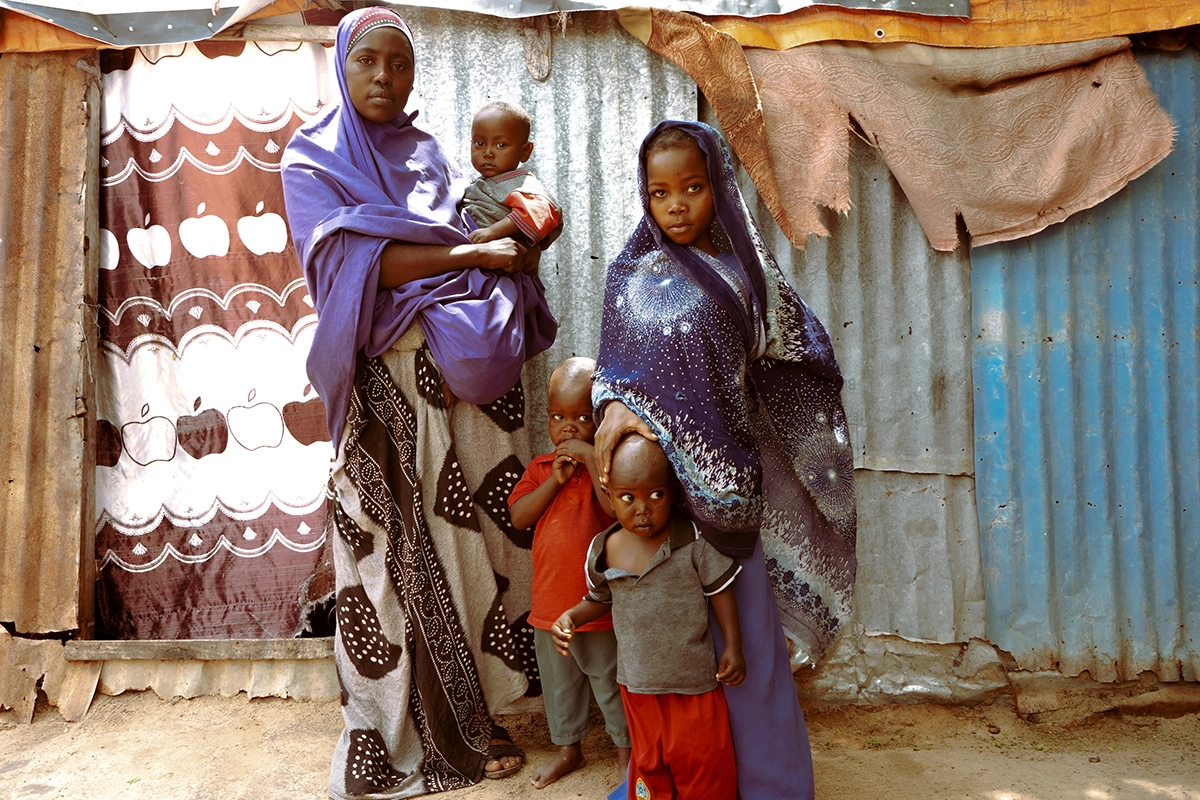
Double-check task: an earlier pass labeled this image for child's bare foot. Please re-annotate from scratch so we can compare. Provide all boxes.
[616,745,631,782]
[530,743,585,789]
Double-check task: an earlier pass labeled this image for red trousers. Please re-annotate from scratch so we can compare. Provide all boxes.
[620,684,737,800]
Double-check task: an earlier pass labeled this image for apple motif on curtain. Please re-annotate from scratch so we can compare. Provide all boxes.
[120,403,177,466]
[179,203,230,259]
[126,214,171,268]
[99,228,120,271]
[237,201,289,255]
[227,388,285,451]
[282,384,331,445]
[176,396,230,459]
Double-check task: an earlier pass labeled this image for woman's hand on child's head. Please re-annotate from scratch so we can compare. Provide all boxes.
[472,238,527,274]
[551,453,578,485]
[593,402,658,486]
[550,613,575,657]
[716,646,746,686]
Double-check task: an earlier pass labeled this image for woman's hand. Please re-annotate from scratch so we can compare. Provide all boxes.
[593,401,658,486]
[471,237,527,274]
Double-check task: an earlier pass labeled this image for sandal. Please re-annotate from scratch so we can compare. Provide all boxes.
[483,723,525,780]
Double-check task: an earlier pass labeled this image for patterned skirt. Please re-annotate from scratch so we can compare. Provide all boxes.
[326,326,538,799]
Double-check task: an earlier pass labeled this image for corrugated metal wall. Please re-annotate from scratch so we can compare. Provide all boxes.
[0,50,100,635]
[972,47,1200,682]
[405,8,695,445]
[710,99,986,646]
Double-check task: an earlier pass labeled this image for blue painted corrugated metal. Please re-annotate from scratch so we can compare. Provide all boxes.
[972,47,1200,682]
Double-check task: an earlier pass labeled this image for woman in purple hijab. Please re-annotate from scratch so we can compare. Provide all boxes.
[282,8,552,797]
[594,121,857,799]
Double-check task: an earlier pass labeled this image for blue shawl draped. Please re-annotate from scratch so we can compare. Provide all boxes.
[594,120,856,657]
[281,9,556,446]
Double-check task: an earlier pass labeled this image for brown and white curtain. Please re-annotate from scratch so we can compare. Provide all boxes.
[96,40,337,638]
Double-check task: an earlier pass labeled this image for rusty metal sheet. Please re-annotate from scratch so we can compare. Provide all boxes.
[0,50,100,635]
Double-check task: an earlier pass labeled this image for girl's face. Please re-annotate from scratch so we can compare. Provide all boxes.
[345,27,414,124]
[645,142,718,256]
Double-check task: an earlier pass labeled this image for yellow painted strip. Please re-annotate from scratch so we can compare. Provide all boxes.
[704,2,1200,49]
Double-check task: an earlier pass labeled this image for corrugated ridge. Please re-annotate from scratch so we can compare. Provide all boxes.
[709,105,985,644]
[971,47,1200,682]
[0,50,97,634]
[402,9,696,445]
[760,135,976,477]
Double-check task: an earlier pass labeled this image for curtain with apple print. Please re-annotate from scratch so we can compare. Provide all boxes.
[95,40,337,639]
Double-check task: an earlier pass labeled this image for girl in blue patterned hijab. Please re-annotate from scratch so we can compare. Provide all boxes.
[594,120,856,800]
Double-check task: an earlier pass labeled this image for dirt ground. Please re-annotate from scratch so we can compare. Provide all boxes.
[2,691,1198,800]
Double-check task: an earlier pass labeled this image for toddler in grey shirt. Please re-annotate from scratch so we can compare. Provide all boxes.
[552,433,743,799]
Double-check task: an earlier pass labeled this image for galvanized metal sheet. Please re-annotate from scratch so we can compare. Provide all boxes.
[0,50,100,635]
[704,105,981,645]
[400,8,695,448]
[732,129,977,477]
[0,1,276,46]
[971,47,1200,682]
[0,1,969,48]
[806,631,1006,707]
[97,659,339,701]
[852,471,984,642]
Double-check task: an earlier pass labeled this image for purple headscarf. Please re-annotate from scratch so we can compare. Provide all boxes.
[594,120,856,656]
[282,8,556,446]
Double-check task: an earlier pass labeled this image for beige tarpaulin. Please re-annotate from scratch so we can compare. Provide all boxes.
[619,9,1174,250]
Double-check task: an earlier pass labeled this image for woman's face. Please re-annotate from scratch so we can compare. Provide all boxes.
[344,27,414,124]
[645,142,718,256]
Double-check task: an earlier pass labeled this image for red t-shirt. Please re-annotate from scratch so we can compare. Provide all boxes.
[509,452,614,631]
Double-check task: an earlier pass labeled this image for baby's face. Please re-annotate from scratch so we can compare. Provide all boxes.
[547,378,596,448]
[471,108,531,178]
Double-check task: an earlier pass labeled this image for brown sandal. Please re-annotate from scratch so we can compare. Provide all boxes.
[483,724,525,780]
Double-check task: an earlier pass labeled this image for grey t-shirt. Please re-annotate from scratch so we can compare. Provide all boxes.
[585,515,740,695]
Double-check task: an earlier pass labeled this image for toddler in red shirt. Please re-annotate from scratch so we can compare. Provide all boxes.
[508,357,631,789]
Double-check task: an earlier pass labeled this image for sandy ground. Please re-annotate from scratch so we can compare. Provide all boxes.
[2,691,1199,800]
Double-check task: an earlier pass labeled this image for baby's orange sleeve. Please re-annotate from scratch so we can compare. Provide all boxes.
[505,191,562,245]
